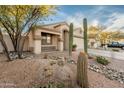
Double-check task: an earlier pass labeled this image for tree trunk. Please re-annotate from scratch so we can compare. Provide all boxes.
[0,30,11,61]
[18,37,25,59]
[17,25,33,59]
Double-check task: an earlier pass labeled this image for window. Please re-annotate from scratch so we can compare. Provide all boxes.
[42,33,52,45]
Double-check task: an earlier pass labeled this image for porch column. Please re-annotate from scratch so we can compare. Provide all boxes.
[33,31,42,54]
[59,41,63,51]
[34,40,41,54]
[58,33,64,52]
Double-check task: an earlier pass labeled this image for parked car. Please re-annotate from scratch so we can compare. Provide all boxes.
[107,42,124,49]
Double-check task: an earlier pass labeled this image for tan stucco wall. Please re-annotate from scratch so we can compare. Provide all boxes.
[73,28,84,50]
[43,24,57,29]
[74,28,83,37]
[43,23,69,31]
[0,35,29,53]
[3,35,14,51]
[73,36,84,50]
[28,32,34,52]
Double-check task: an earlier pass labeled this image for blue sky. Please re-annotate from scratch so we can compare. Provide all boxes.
[44,5,124,32]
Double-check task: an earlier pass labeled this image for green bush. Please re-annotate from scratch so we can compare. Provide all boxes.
[33,81,65,88]
[96,56,110,65]
[72,44,77,51]
[72,44,77,49]
[112,49,119,52]
[42,82,65,88]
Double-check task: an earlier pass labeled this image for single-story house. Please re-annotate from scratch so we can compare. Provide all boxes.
[0,22,84,54]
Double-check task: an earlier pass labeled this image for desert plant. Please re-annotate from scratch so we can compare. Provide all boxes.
[69,23,74,56]
[77,52,89,88]
[112,49,119,52]
[96,56,110,65]
[72,44,77,51]
[0,6,57,60]
[33,81,65,88]
[83,18,88,54]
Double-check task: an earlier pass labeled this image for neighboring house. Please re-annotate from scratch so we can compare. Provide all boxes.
[88,34,100,48]
[0,22,84,54]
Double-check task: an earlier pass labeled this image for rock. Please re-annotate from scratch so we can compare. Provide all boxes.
[50,60,57,66]
[89,64,124,84]
[9,52,19,60]
[57,60,64,66]
[96,69,99,73]
[26,55,34,60]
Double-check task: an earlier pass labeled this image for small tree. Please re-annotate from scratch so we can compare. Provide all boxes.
[0,5,57,60]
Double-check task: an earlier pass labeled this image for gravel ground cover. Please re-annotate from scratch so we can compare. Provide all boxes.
[0,52,124,88]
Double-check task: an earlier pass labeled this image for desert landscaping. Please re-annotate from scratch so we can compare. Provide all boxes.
[0,51,124,88]
[0,5,124,88]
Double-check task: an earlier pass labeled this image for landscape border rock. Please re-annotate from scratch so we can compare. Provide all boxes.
[89,64,124,84]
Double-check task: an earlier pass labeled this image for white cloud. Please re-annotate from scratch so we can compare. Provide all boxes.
[66,12,84,28]
[90,20,99,26]
[65,6,106,28]
[105,13,124,32]
[50,6,124,32]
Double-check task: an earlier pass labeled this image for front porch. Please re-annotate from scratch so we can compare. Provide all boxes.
[41,45,57,52]
[29,27,69,54]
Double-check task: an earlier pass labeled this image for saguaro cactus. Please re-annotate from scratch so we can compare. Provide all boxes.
[69,23,74,56]
[77,52,89,88]
[83,18,88,54]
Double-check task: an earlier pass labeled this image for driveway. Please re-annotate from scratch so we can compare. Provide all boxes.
[88,48,124,60]
[72,49,124,72]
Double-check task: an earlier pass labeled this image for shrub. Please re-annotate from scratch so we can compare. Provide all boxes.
[42,82,65,88]
[112,49,119,52]
[72,44,77,51]
[72,44,77,48]
[96,56,110,65]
